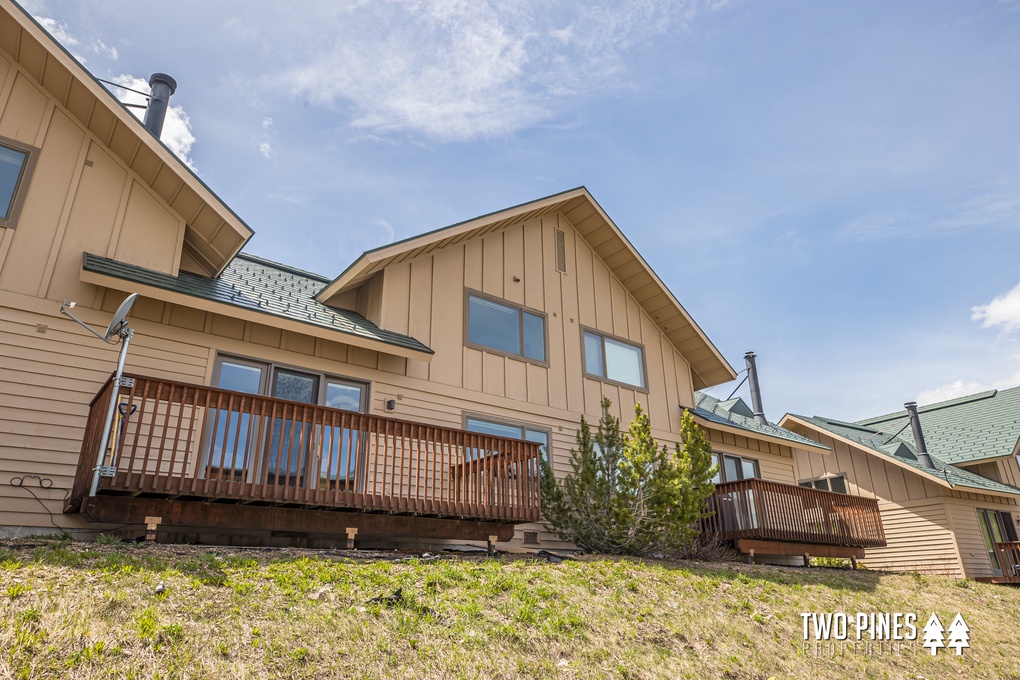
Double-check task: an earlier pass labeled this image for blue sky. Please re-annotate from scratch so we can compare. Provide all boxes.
[23,0,1020,422]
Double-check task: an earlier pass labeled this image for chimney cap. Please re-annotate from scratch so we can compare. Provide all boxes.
[148,73,177,95]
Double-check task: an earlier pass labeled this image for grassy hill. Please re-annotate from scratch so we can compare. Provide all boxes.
[0,537,1017,679]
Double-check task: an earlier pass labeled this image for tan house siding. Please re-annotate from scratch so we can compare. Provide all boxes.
[864,500,961,576]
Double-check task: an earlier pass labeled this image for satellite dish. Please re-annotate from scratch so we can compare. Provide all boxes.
[104,293,138,340]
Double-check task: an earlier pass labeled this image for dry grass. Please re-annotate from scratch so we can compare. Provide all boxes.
[0,537,1018,679]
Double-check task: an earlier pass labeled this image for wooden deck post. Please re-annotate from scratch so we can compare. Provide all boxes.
[346,527,358,550]
[488,534,498,556]
[803,553,810,567]
[144,516,161,542]
[850,555,858,570]
[747,549,754,565]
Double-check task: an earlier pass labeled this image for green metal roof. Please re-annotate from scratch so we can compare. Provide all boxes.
[82,252,433,356]
[855,386,1020,465]
[693,393,830,452]
[790,414,1020,497]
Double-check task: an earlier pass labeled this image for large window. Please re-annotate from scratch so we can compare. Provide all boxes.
[0,138,36,229]
[207,355,368,488]
[466,291,546,363]
[978,508,1019,576]
[582,329,646,389]
[798,475,848,494]
[464,415,550,466]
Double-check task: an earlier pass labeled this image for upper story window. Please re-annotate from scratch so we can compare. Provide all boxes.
[466,291,546,364]
[799,475,848,494]
[582,328,646,389]
[711,453,760,484]
[0,137,37,229]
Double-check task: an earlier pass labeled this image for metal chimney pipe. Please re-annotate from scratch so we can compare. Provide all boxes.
[744,351,767,425]
[143,73,177,138]
[904,402,936,469]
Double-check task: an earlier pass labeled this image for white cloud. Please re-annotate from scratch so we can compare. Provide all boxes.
[34,15,87,62]
[270,0,724,141]
[916,379,989,405]
[972,281,1020,334]
[111,75,198,172]
[375,218,395,244]
[252,117,274,159]
[90,39,118,60]
[841,182,1020,240]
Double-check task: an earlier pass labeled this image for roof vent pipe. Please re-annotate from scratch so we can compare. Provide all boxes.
[904,402,936,469]
[143,73,177,138]
[744,351,767,425]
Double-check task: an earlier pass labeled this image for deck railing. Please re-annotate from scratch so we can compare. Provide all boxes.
[702,478,886,548]
[66,374,542,523]
[994,542,1020,582]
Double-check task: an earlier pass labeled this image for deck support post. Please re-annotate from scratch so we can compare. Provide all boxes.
[803,553,810,567]
[144,515,161,542]
[747,549,754,565]
[346,527,358,550]
[850,555,858,570]
[487,534,498,556]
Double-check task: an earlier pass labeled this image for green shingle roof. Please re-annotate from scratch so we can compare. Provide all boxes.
[694,393,830,452]
[82,252,433,356]
[790,414,1020,497]
[855,386,1020,465]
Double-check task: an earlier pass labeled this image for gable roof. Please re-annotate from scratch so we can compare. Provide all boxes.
[315,187,737,390]
[81,252,433,360]
[854,386,1020,465]
[2,0,253,276]
[692,393,830,452]
[782,413,1020,497]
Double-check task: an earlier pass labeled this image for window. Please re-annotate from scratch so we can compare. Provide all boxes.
[464,415,550,466]
[582,329,646,389]
[0,138,37,229]
[466,291,546,363]
[798,475,848,494]
[207,354,368,487]
[978,509,1019,576]
[710,453,760,484]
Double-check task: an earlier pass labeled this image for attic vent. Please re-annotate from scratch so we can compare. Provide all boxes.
[554,229,566,273]
[523,531,540,545]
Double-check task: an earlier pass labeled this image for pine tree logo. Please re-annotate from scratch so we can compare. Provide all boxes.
[947,613,970,655]
[922,613,945,655]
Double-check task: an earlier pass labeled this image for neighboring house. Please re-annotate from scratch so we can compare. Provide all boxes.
[0,1,884,557]
[781,386,1020,581]
[692,392,885,563]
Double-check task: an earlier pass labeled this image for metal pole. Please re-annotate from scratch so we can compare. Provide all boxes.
[89,329,133,496]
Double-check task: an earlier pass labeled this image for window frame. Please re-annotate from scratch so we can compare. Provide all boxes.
[797,474,848,494]
[711,452,761,483]
[463,288,549,367]
[580,326,649,392]
[461,411,553,467]
[0,136,38,230]
[213,353,371,411]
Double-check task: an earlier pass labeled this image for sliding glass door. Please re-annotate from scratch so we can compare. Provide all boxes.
[265,369,319,487]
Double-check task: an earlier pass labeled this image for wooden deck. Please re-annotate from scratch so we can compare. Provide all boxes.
[702,478,886,551]
[66,374,542,539]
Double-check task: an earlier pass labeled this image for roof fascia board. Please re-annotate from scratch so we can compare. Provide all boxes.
[81,269,433,362]
[315,187,589,301]
[691,412,831,453]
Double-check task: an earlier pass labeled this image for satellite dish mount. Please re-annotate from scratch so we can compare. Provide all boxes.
[60,293,140,496]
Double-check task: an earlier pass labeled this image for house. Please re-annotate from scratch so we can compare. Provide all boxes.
[0,0,884,556]
[781,386,1020,581]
